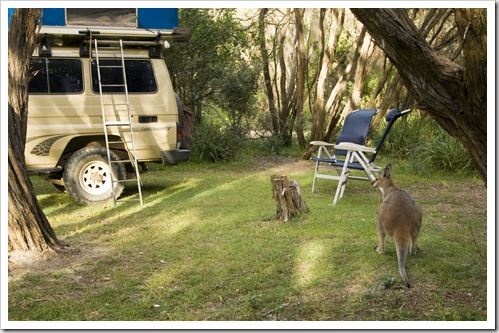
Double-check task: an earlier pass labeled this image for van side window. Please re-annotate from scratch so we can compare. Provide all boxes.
[91,59,157,93]
[29,58,83,94]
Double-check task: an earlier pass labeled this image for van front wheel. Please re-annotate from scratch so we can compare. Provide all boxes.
[63,147,126,205]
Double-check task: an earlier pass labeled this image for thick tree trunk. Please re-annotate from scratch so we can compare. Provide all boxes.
[8,9,62,253]
[350,8,487,184]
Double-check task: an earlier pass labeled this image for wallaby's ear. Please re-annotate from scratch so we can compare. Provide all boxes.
[383,164,392,178]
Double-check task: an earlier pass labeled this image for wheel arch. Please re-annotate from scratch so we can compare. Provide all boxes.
[56,134,128,169]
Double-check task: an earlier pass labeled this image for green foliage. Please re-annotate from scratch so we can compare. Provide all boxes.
[166,9,256,119]
[257,136,287,156]
[371,114,474,174]
[411,125,474,174]
[190,118,242,163]
[336,32,354,63]
[166,9,259,162]
[213,63,259,130]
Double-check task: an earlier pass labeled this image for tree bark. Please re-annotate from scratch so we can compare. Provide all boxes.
[258,9,309,147]
[8,9,63,253]
[339,27,379,118]
[277,9,297,146]
[350,8,487,184]
[258,9,279,135]
[271,175,309,222]
[292,9,307,149]
[309,9,344,143]
[322,27,367,142]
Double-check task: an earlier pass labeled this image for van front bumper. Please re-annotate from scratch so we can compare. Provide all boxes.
[161,149,190,165]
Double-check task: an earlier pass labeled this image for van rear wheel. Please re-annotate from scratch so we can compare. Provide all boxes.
[63,147,126,205]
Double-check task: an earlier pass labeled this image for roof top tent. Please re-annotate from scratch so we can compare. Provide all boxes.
[8,8,190,52]
[43,8,179,29]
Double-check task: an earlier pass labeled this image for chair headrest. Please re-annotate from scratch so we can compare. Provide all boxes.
[385,108,401,122]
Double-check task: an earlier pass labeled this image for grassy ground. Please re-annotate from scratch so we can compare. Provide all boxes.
[8,154,488,326]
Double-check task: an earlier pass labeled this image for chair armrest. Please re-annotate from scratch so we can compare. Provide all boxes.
[333,142,377,153]
[310,141,335,147]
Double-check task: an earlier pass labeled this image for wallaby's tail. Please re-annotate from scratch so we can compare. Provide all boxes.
[396,241,411,288]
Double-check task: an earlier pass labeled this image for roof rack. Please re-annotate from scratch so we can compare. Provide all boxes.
[36,26,191,58]
[29,8,190,56]
[38,26,190,43]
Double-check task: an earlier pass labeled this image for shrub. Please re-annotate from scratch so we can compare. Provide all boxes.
[257,136,286,156]
[410,125,474,174]
[191,121,242,163]
[371,114,474,174]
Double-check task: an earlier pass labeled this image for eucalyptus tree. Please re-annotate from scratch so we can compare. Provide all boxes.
[351,8,487,183]
[257,8,310,146]
[8,9,63,252]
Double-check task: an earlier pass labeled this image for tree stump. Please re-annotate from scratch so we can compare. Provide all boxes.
[270,174,309,222]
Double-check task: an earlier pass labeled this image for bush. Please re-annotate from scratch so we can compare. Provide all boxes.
[410,125,474,174]
[191,121,242,163]
[257,136,286,156]
[371,114,474,174]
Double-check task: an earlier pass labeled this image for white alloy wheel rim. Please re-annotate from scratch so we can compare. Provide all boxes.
[79,160,112,195]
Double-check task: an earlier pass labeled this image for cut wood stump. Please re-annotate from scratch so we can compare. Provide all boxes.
[270,174,309,222]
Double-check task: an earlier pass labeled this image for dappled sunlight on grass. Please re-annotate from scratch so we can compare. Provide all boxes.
[294,240,327,289]
[11,158,487,322]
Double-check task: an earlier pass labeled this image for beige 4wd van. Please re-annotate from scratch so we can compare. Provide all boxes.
[26,26,192,204]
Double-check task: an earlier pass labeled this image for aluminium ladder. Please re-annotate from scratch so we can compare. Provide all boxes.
[94,39,143,206]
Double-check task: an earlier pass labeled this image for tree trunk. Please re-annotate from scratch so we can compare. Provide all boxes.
[277,9,296,146]
[8,9,63,253]
[258,9,279,135]
[293,9,307,149]
[339,27,379,118]
[350,8,487,184]
[302,10,344,161]
[302,26,360,160]
[309,9,344,144]
[271,175,309,222]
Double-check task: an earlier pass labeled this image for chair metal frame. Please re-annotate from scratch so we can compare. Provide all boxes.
[311,108,411,205]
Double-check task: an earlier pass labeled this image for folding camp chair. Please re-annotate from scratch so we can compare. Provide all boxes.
[311,108,411,205]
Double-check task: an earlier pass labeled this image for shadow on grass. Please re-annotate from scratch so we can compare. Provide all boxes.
[11,162,487,323]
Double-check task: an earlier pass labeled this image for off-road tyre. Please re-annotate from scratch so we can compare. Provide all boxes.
[63,146,126,205]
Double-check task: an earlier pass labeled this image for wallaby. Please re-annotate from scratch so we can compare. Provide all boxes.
[372,164,422,288]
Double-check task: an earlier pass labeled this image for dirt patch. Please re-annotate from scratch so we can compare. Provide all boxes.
[410,181,486,225]
[254,156,313,176]
[8,243,108,282]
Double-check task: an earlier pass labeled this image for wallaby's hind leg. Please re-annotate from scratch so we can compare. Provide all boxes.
[376,218,386,254]
[410,235,419,255]
[395,241,411,288]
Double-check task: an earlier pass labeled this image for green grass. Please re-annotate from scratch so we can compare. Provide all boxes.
[8,155,487,324]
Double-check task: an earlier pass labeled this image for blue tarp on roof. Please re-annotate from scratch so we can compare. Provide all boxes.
[42,8,66,26]
[8,8,179,30]
[138,9,178,29]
